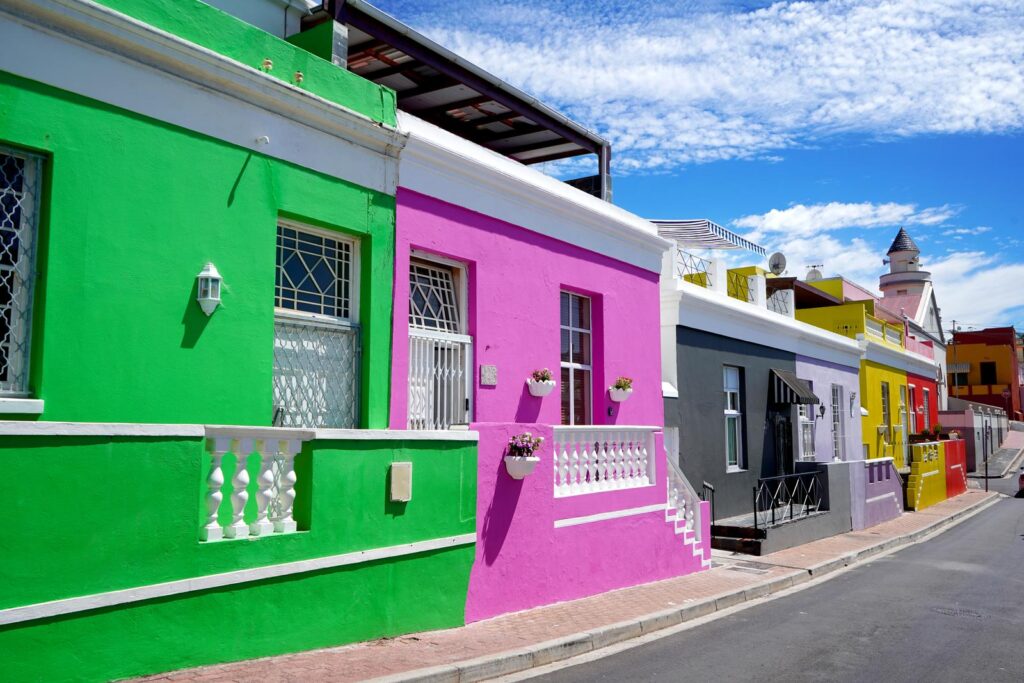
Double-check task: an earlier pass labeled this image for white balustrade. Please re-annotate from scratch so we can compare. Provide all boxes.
[553,427,656,497]
[202,427,311,542]
[865,317,885,340]
[666,456,702,543]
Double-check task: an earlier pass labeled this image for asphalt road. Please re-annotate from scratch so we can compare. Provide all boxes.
[535,491,1024,683]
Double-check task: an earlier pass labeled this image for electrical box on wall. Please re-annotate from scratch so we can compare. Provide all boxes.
[390,462,413,502]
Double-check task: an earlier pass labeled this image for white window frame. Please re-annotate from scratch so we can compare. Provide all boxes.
[272,220,361,428]
[724,365,744,472]
[275,219,361,327]
[796,402,816,461]
[880,381,892,435]
[831,383,845,460]
[0,146,42,399]
[560,291,593,426]
[923,388,931,431]
[407,252,473,429]
[908,384,918,434]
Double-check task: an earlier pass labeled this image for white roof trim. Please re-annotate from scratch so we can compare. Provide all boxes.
[664,281,863,369]
[860,337,940,376]
[397,112,671,274]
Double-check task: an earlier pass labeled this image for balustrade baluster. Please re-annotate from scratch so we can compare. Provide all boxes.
[225,438,253,539]
[271,439,301,533]
[639,435,651,485]
[249,439,276,536]
[596,436,608,489]
[568,435,581,494]
[201,437,231,541]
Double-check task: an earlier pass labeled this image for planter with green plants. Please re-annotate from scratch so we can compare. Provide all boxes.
[609,376,634,403]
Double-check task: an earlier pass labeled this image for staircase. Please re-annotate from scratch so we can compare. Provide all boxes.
[665,456,712,569]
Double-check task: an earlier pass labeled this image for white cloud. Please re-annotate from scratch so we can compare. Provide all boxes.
[732,201,958,239]
[929,251,1024,326]
[941,226,993,236]
[395,0,1024,171]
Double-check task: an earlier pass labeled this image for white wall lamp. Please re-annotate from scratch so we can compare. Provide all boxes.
[196,262,222,316]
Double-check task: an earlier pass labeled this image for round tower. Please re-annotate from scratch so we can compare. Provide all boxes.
[879,227,930,296]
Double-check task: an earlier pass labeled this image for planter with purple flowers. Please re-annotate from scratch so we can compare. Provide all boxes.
[504,432,543,479]
[526,368,556,397]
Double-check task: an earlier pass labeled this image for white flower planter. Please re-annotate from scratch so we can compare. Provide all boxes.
[609,387,633,403]
[527,378,556,397]
[504,455,541,479]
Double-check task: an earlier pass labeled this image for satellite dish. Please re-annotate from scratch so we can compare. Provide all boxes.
[768,252,787,275]
[806,268,823,281]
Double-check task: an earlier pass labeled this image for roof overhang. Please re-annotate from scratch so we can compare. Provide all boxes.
[652,219,766,256]
[766,277,843,309]
[322,0,608,183]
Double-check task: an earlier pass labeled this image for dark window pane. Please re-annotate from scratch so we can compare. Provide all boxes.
[572,331,591,365]
[560,291,570,326]
[573,369,591,425]
[561,328,571,364]
[561,366,572,425]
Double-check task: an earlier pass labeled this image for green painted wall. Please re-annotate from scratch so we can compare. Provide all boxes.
[0,435,477,681]
[0,70,395,426]
[93,0,397,126]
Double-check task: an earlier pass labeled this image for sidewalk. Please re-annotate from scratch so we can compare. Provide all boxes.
[140,490,1000,683]
[970,430,1024,478]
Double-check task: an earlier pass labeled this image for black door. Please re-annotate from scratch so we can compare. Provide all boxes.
[770,409,794,476]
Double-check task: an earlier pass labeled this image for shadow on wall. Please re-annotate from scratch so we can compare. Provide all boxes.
[480,450,524,565]
[181,278,212,348]
[513,383,541,423]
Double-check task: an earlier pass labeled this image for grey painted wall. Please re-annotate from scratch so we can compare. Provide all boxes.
[759,461,854,554]
[665,326,797,520]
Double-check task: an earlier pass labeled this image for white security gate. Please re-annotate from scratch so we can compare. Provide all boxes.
[407,328,472,430]
[273,316,359,428]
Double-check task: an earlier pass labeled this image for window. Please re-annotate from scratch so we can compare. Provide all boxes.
[831,384,845,460]
[407,257,471,430]
[952,372,969,387]
[908,385,918,433]
[0,147,42,397]
[980,361,997,385]
[796,380,815,460]
[724,366,744,470]
[560,292,592,425]
[272,221,360,428]
[880,381,891,443]
[923,388,931,430]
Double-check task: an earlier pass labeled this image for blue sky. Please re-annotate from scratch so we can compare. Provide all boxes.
[372,0,1024,330]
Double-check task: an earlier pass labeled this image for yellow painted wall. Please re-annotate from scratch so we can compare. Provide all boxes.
[796,302,867,341]
[947,342,1016,386]
[805,277,845,300]
[861,360,910,467]
[906,442,947,511]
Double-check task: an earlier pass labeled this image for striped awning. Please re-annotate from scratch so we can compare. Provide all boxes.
[651,219,767,256]
[770,369,819,405]
[948,362,970,373]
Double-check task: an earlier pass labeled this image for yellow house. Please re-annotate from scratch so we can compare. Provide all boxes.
[796,299,936,470]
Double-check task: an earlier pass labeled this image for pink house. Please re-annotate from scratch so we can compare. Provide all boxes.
[390,112,711,622]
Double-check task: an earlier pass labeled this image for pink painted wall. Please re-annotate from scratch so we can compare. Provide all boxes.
[389,188,665,429]
[391,188,708,622]
[467,423,709,622]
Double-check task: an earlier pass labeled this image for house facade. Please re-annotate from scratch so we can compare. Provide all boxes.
[660,244,869,553]
[0,1,481,681]
[947,326,1023,420]
[390,114,711,622]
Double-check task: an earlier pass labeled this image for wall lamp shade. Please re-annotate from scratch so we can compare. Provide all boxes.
[196,262,222,316]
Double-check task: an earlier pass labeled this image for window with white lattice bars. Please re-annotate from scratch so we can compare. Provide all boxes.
[407,256,472,430]
[272,221,360,428]
[0,146,42,397]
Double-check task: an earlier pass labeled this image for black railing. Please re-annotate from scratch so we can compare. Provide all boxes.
[766,289,791,315]
[753,471,823,530]
[727,269,753,303]
[700,481,716,524]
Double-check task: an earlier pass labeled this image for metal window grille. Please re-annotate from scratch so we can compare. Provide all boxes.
[276,225,352,319]
[273,317,359,428]
[407,259,471,429]
[409,261,460,332]
[727,270,753,303]
[0,147,42,396]
[273,223,360,428]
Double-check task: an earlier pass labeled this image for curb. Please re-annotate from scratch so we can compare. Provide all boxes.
[369,492,1002,683]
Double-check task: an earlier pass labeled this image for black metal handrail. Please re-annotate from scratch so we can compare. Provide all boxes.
[753,471,823,530]
[727,269,753,303]
[675,248,713,287]
[700,481,716,524]
[766,289,791,315]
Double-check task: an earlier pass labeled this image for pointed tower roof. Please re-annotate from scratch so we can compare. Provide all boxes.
[887,227,919,254]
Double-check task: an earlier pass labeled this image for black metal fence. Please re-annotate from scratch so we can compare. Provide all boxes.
[700,481,716,524]
[753,471,823,530]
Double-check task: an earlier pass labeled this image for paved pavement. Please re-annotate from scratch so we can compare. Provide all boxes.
[535,492,1024,683]
[137,490,998,683]
[971,430,1024,478]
